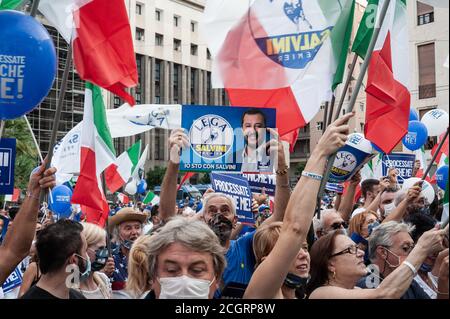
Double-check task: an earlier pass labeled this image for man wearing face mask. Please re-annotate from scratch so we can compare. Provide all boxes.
[357,221,442,299]
[378,188,398,220]
[382,181,423,223]
[158,128,292,298]
[21,220,87,299]
[108,207,146,297]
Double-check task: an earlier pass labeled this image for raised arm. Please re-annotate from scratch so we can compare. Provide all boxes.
[383,182,421,223]
[0,161,56,285]
[159,129,189,222]
[264,137,290,225]
[364,177,390,214]
[310,227,446,299]
[338,171,361,222]
[244,113,354,299]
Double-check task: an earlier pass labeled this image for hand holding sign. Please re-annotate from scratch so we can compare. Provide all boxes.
[169,128,190,164]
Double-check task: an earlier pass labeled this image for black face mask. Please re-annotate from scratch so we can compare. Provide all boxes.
[284,273,309,290]
[207,214,233,246]
[91,247,109,271]
[409,205,430,215]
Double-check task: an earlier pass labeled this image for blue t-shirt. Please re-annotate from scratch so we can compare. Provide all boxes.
[236,225,256,239]
[222,230,256,287]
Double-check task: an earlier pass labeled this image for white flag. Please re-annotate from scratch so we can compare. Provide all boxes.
[107,104,182,138]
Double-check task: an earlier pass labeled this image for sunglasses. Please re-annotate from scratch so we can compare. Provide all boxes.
[330,221,348,230]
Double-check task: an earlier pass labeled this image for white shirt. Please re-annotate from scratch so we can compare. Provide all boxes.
[414,274,437,299]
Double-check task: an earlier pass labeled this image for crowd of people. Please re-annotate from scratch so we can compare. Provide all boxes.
[0,112,448,300]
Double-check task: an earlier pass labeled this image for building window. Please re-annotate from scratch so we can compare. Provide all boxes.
[316,122,324,131]
[174,15,180,27]
[207,49,211,60]
[207,72,212,105]
[191,68,197,104]
[114,96,121,107]
[174,39,181,52]
[190,44,198,56]
[155,9,162,21]
[417,2,434,25]
[359,102,365,112]
[136,3,143,15]
[320,103,325,110]
[155,33,163,46]
[360,123,364,131]
[135,28,145,41]
[418,43,436,99]
[155,59,161,103]
[173,64,180,103]
[191,21,196,32]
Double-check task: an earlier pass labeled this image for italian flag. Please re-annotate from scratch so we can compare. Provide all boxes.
[71,82,116,227]
[4,188,20,202]
[353,0,410,154]
[143,191,160,206]
[104,140,141,193]
[202,0,355,136]
[0,0,22,9]
[38,0,138,105]
[117,192,130,204]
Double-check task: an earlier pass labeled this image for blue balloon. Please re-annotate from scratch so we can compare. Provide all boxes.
[436,165,448,190]
[402,121,428,151]
[409,109,419,121]
[0,10,56,120]
[137,179,147,194]
[48,185,73,218]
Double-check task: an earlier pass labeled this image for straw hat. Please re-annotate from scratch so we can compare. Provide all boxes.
[108,207,147,232]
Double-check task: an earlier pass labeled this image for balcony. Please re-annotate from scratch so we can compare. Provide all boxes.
[419,84,436,99]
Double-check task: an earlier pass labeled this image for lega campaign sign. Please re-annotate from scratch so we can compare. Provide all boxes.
[0,138,16,195]
[382,153,416,185]
[0,10,56,120]
[180,105,276,173]
[210,172,254,225]
[2,266,22,294]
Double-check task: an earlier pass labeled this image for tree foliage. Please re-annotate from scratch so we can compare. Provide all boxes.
[146,166,167,190]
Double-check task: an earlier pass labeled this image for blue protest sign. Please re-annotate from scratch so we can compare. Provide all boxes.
[2,267,22,294]
[0,138,16,194]
[210,173,254,225]
[382,153,416,185]
[0,214,9,244]
[329,133,374,183]
[436,165,448,190]
[402,121,428,151]
[0,10,57,120]
[48,185,73,218]
[242,173,276,196]
[180,105,276,173]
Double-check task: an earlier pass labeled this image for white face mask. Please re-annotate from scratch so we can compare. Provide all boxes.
[158,275,215,299]
[383,202,396,217]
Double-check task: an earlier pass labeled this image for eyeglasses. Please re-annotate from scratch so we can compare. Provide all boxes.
[330,245,361,258]
[330,221,348,230]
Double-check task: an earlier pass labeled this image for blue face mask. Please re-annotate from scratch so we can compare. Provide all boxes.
[121,239,134,251]
[368,221,381,236]
[76,254,91,282]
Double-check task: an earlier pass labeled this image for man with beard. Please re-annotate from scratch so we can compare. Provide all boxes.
[107,208,146,298]
[159,128,292,297]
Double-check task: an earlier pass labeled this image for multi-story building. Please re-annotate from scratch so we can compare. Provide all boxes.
[407,1,449,155]
[106,0,227,171]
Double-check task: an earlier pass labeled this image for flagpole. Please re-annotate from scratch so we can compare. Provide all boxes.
[322,102,329,131]
[30,0,41,17]
[327,95,336,127]
[421,128,449,181]
[334,54,359,122]
[316,0,393,219]
[101,173,112,256]
[23,115,44,162]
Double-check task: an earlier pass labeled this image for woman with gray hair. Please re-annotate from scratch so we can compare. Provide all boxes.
[126,217,226,299]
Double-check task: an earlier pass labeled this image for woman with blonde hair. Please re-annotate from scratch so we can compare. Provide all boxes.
[348,211,379,263]
[127,217,226,299]
[77,222,113,299]
[251,221,310,299]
